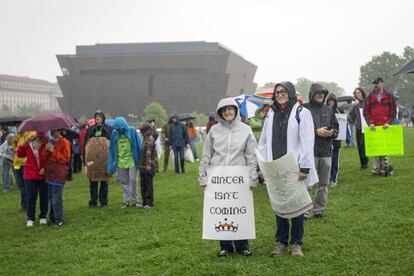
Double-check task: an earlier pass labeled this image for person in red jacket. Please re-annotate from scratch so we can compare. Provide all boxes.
[364,77,397,176]
[17,131,49,227]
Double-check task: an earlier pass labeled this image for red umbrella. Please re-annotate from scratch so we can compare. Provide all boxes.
[18,113,75,132]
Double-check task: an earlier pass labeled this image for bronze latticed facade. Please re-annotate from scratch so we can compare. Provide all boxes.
[56,41,257,117]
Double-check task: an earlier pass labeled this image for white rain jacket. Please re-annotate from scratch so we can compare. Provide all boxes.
[199,98,258,187]
[258,102,318,187]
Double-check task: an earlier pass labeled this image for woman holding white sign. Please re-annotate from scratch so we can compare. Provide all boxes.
[199,97,258,257]
[258,81,318,257]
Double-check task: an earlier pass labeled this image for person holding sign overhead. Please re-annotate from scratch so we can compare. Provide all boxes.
[199,97,258,257]
[258,81,317,257]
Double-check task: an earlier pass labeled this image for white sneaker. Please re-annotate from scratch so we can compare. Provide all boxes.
[26,220,34,227]
[39,218,47,225]
[134,203,143,208]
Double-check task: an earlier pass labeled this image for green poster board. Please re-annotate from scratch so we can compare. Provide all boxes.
[364,125,404,156]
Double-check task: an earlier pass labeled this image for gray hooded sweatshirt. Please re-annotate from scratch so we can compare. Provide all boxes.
[199,98,258,187]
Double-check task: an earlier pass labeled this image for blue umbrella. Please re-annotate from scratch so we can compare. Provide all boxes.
[105,119,115,127]
[233,94,261,118]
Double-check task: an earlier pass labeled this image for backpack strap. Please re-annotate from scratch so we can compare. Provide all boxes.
[295,104,303,124]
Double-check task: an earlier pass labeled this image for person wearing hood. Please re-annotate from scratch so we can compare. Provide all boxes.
[249,104,271,142]
[84,110,113,208]
[303,84,339,219]
[258,81,317,257]
[17,132,49,227]
[139,123,158,209]
[199,97,258,257]
[169,114,190,174]
[108,117,143,208]
[326,93,345,187]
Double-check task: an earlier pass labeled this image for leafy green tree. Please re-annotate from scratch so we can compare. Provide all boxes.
[17,103,43,116]
[191,111,208,127]
[359,46,414,105]
[263,82,276,88]
[295,78,313,100]
[295,78,345,101]
[319,81,345,97]
[142,101,167,127]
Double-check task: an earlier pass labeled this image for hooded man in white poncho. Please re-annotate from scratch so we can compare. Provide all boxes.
[258,81,318,257]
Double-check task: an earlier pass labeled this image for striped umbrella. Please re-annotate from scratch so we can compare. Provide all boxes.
[247,88,274,105]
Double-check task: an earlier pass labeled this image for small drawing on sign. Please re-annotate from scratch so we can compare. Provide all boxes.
[215,218,238,232]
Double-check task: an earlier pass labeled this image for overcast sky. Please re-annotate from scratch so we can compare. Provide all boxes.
[1,0,413,94]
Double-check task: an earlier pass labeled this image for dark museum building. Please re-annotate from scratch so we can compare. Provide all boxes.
[56,41,257,118]
[57,41,257,116]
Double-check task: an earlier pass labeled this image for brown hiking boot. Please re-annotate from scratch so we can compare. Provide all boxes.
[270,242,288,256]
[291,244,304,257]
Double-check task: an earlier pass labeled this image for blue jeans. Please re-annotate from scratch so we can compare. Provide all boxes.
[2,160,12,191]
[219,240,249,253]
[330,145,340,183]
[346,124,355,147]
[172,146,185,173]
[276,214,304,246]
[14,167,27,209]
[189,139,198,159]
[48,184,64,223]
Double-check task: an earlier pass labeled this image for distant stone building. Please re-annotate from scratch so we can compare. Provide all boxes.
[56,41,257,117]
[0,74,62,112]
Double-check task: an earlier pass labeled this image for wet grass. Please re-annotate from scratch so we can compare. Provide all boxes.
[0,128,413,275]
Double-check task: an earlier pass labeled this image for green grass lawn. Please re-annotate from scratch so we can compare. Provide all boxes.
[1,129,413,275]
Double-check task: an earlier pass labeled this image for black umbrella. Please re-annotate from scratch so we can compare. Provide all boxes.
[179,113,195,121]
[337,96,354,103]
[393,58,414,76]
[0,115,31,126]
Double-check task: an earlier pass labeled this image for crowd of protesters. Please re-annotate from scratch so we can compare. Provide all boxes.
[198,76,401,257]
[0,76,404,259]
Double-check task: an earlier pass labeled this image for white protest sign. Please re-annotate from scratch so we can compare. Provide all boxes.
[202,166,255,240]
[335,114,347,140]
[256,150,312,219]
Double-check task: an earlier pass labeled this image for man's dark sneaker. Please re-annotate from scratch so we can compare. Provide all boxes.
[89,204,97,208]
[314,213,324,219]
[101,204,108,208]
[50,221,64,227]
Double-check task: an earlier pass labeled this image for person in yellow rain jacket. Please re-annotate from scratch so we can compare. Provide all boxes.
[12,129,35,211]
